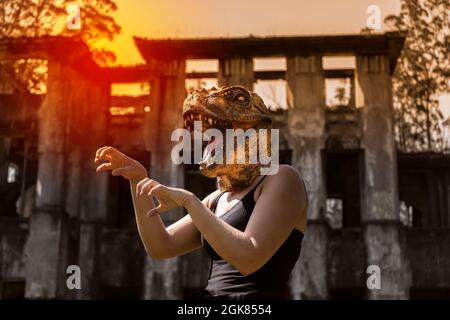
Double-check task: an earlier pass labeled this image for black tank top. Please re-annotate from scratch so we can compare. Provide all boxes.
[200,176,305,300]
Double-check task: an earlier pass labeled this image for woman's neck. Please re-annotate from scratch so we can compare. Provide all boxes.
[218,174,262,197]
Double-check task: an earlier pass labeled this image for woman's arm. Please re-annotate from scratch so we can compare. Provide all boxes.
[129,177,174,258]
[132,179,218,258]
[141,165,307,275]
[95,146,210,259]
[131,178,208,258]
[185,165,306,275]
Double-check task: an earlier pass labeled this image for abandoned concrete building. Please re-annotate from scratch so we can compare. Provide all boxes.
[0,32,449,300]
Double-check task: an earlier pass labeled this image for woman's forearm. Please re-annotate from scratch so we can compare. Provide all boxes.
[184,195,257,275]
[129,178,172,257]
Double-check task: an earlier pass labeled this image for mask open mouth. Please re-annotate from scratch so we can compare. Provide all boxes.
[183,110,268,133]
[182,109,270,171]
[183,111,231,133]
[199,136,221,169]
[183,111,229,170]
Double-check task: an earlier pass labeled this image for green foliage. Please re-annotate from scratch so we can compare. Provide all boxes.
[385,0,449,152]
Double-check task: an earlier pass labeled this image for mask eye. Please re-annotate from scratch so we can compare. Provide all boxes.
[232,91,250,106]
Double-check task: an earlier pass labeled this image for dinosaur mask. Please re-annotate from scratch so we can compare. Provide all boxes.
[182,86,272,192]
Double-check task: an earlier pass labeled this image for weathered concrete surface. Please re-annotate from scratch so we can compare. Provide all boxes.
[328,229,366,290]
[364,222,411,299]
[357,55,398,222]
[325,106,362,150]
[357,55,411,299]
[144,257,182,299]
[34,60,68,209]
[21,55,109,299]
[24,58,72,299]
[24,210,68,298]
[286,55,328,299]
[219,57,254,89]
[290,221,329,299]
[76,78,109,299]
[100,229,144,289]
[286,55,326,220]
[181,248,210,295]
[406,228,450,288]
[143,60,186,299]
[270,110,290,150]
[0,137,8,190]
[0,218,28,280]
[144,59,186,188]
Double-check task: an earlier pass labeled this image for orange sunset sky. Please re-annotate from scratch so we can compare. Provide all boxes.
[93,0,449,116]
[99,0,400,65]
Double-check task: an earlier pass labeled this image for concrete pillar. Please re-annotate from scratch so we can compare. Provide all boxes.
[24,58,72,299]
[356,55,410,299]
[77,79,110,299]
[0,136,10,189]
[218,57,254,89]
[59,68,86,299]
[143,59,186,299]
[286,55,328,299]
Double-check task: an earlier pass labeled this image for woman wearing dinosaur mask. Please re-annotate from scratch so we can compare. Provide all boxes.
[95,86,307,300]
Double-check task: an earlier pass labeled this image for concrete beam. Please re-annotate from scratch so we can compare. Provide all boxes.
[186,70,353,81]
[0,36,90,62]
[134,33,405,73]
[218,57,254,89]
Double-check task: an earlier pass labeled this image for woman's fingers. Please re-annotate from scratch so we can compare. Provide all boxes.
[136,178,161,196]
[94,146,110,163]
[148,184,164,197]
[95,146,108,159]
[136,178,152,195]
[147,204,162,217]
[145,185,184,216]
[111,167,128,176]
[95,146,117,164]
[142,180,160,196]
[142,181,154,195]
[95,147,115,172]
[136,178,148,194]
[96,162,112,173]
[98,147,113,160]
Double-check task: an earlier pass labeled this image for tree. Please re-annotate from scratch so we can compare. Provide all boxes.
[385,0,449,152]
[0,0,121,92]
[334,86,349,106]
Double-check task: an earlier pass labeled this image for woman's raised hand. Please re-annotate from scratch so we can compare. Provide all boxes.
[136,178,195,217]
[95,146,147,181]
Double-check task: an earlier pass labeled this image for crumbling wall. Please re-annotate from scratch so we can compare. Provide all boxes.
[407,229,450,288]
[328,229,366,290]
[0,219,28,281]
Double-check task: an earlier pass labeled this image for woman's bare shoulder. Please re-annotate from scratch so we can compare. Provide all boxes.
[265,164,303,185]
[260,165,307,207]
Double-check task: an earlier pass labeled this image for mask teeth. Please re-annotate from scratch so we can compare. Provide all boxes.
[186,113,217,128]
